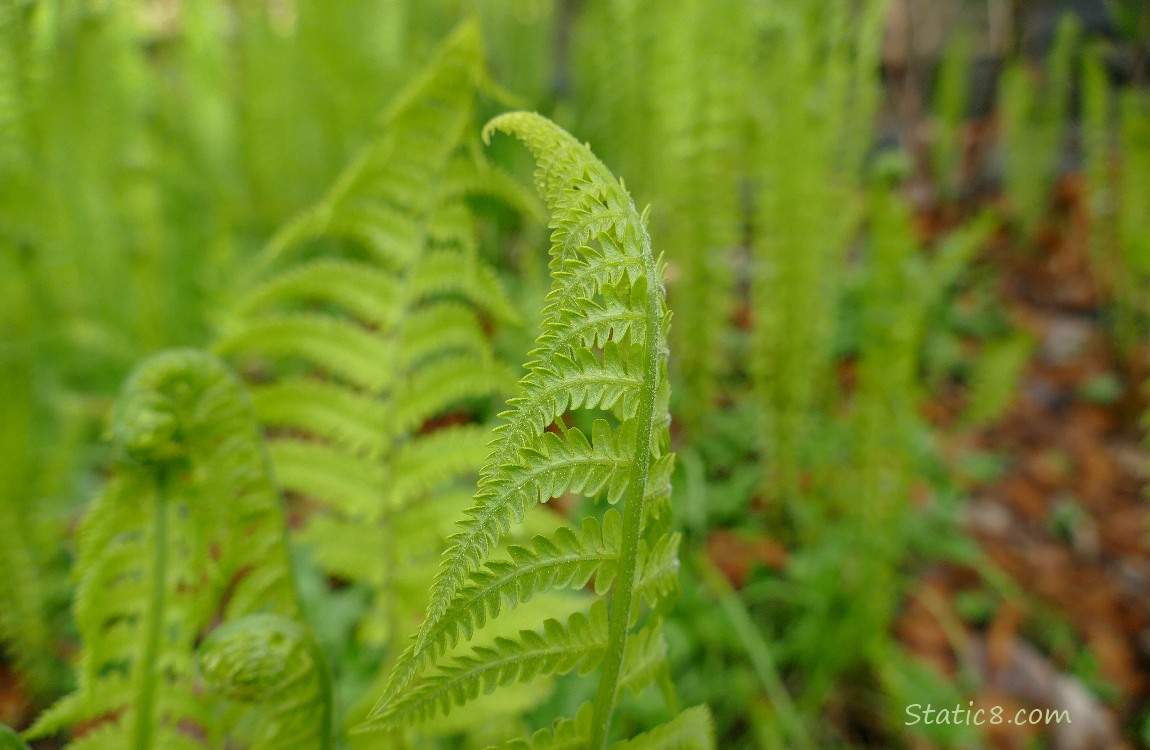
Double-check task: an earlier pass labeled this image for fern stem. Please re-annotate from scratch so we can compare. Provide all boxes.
[589,226,663,750]
[133,468,169,750]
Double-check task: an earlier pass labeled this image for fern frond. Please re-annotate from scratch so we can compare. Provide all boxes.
[26,350,300,748]
[608,706,714,750]
[219,35,530,745]
[0,251,64,697]
[646,0,754,434]
[390,425,494,509]
[249,378,390,455]
[368,113,693,749]
[199,614,332,750]
[269,438,383,518]
[634,531,682,610]
[751,0,886,506]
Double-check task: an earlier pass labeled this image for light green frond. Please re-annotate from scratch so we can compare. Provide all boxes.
[411,248,521,324]
[396,354,519,433]
[634,532,681,608]
[399,300,489,366]
[322,203,422,267]
[268,439,382,518]
[391,511,623,682]
[372,113,686,748]
[616,621,668,699]
[219,24,531,738]
[298,515,387,585]
[391,426,493,508]
[506,339,644,437]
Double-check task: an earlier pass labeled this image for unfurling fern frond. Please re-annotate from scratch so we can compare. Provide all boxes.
[199,614,332,750]
[215,20,523,660]
[26,350,301,749]
[362,112,710,749]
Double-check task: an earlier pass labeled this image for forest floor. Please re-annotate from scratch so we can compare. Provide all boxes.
[892,172,1150,749]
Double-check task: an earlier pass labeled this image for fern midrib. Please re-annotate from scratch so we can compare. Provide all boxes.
[589,226,663,750]
[131,469,169,750]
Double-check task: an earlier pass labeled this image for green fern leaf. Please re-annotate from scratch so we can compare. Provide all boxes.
[217,23,529,704]
[366,112,696,748]
[401,511,624,672]
[616,619,668,699]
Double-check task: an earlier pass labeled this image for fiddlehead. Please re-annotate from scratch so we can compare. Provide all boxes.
[199,614,332,750]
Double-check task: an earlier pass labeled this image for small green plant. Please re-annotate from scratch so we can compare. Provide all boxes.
[931,30,976,201]
[569,0,755,436]
[999,15,1079,237]
[1083,45,1150,346]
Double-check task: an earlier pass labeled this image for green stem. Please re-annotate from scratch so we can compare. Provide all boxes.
[589,227,663,750]
[133,468,169,750]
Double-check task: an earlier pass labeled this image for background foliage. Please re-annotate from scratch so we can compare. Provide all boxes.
[1,0,1149,748]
